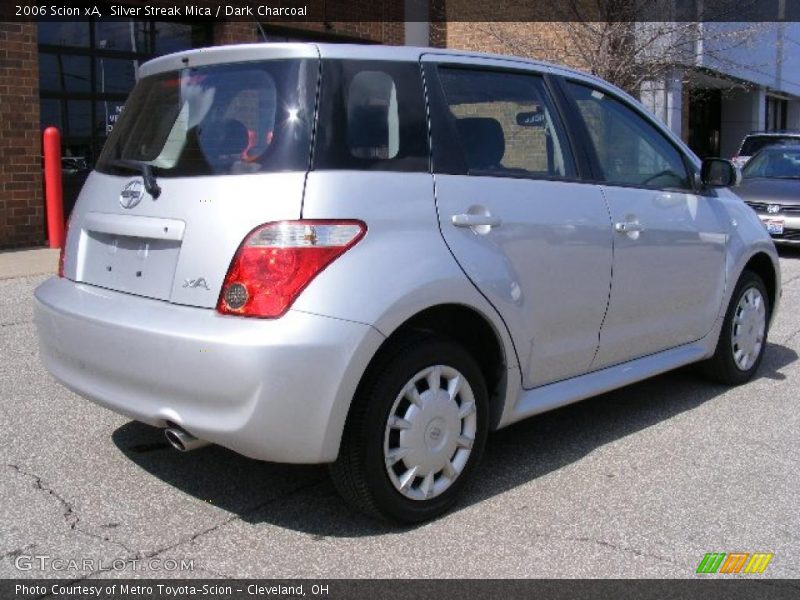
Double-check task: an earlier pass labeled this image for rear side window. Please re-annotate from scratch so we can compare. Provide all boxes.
[565,81,691,190]
[97,59,318,177]
[435,67,575,179]
[313,60,428,172]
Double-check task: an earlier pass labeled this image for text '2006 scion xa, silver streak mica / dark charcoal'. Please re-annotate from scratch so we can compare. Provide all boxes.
[34,43,781,523]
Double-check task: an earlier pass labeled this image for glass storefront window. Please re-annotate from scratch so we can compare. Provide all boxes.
[40,98,62,130]
[95,57,138,94]
[38,21,90,47]
[65,100,92,137]
[39,53,91,93]
[94,20,150,53]
[95,100,126,137]
[153,22,197,54]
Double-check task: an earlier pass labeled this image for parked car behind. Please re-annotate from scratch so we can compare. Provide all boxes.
[737,144,800,244]
[34,43,781,523]
[732,131,800,169]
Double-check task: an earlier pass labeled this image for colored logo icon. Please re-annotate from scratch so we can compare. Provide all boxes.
[697,552,773,574]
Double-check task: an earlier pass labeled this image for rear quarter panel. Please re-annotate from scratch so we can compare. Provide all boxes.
[295,171,520,372]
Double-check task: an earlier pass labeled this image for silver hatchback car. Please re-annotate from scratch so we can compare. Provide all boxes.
[35,43,780,523]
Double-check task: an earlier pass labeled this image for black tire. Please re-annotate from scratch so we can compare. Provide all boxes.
[701,270,770,385]
[330,332,489,523]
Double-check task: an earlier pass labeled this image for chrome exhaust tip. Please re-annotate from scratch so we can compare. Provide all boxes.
[164,427,210,452]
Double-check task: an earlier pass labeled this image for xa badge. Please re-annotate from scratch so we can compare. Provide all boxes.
[119,180,144,209]
[183,278,210,290]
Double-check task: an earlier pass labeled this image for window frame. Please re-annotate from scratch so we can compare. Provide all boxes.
[555,76,700,193]
[424,62,589,183]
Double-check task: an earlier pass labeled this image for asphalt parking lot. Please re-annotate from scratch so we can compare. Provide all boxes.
[1,250,799,580]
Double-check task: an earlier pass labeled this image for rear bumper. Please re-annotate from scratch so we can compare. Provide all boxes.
[34,277,384,463]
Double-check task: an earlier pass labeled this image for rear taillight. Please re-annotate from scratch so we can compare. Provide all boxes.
[217,220,366,318]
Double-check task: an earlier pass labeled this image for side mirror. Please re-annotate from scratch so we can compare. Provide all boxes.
[700,158,741,187]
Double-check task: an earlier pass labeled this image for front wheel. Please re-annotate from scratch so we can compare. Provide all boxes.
[702,270,770,385]
[330,334,489,523]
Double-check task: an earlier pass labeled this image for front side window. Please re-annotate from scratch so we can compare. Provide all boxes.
[566,81,691,190]
[436,67,575,179]
[96,59,318,177]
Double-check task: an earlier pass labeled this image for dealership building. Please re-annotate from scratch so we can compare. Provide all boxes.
[1,5,799,249]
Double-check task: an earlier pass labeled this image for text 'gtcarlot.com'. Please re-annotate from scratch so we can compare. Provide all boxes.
[13,554,194,572]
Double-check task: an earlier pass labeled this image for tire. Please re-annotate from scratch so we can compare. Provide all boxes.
[330,332,489,523]
[702,270,770,385]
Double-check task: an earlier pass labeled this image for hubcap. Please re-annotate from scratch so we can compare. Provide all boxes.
[384,365,477,501]
[731,286,766,371]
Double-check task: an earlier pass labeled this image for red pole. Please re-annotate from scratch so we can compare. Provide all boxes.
[43,127,64,249]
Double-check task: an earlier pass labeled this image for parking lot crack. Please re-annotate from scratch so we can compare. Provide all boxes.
[140,479,327,560]
[556,534,686,569]
[782,327,800,346]
[5,464,79,530]
[0,544,36,562]
[51,479,326,583]
[781,274,799,287]
[3,463,137,557]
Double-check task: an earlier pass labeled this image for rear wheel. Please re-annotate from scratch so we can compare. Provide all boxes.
[330,334,488,523]
[702,270,770,385]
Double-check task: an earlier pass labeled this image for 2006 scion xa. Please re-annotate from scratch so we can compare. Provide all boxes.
[35,43,780,523]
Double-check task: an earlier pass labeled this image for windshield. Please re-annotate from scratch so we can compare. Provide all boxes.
[96,59,318,177]
[742,147,800,179]
[740,135,799,156]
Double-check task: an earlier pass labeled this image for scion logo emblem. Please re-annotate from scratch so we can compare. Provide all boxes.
[183,278,210,290]
[767,204,781,214]
[119,180,144,209]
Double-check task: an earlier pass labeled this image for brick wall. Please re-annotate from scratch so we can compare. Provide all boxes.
[215,22,259,45]
[443,21,588,71]
[0,22,43,249]
[259,21,405,45]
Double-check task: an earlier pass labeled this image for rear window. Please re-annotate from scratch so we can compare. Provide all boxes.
[740,135,800,156]
[96,59,318,177]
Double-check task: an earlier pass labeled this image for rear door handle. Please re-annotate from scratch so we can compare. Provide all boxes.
[452,214,502,228]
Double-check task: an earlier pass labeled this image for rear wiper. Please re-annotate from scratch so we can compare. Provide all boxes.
[108,159,161,199]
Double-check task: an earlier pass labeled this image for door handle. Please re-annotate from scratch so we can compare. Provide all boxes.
[614,220,645,233]
[452,214,502,228]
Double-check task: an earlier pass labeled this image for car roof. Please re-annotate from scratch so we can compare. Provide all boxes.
[139,42,604,85]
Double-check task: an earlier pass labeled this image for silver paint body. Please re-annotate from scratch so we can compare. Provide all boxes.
[34,44,781,463]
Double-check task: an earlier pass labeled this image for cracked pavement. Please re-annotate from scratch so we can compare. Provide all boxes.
[1,250,799,579]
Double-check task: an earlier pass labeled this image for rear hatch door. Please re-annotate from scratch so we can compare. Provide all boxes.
[63,49,319,308]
